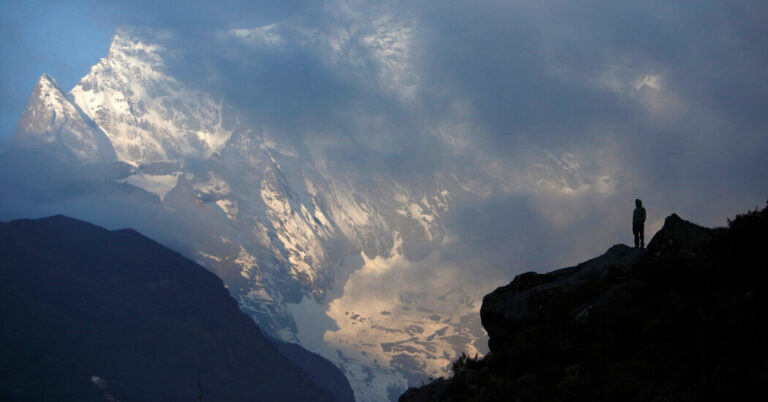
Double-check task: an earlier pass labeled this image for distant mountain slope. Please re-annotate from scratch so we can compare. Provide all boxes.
[0,215,335,402]
[401,205,768,401]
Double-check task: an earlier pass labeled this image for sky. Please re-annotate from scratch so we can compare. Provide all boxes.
[2,0,767,263]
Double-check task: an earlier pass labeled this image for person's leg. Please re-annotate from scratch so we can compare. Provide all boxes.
[633,223,640,247]
[640,223,645,248]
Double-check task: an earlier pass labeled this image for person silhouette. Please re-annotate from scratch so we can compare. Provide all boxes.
[633,199,646,248]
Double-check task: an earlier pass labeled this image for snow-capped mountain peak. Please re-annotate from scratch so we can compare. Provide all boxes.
[37,73,62,92]
[69,27,232,166]
[14,73,115,164]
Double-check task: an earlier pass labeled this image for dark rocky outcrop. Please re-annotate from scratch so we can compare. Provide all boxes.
[0,215,335,402]
[401,206,768,401]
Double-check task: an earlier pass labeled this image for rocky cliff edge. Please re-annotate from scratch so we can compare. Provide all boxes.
[401,206,768,401]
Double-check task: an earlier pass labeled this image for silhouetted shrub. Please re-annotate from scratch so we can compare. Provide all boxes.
[451,352,481,375]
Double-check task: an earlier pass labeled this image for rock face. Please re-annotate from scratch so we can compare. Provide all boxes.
[401,207,768,401]
[0,215,336,402]
[480,243,645,355]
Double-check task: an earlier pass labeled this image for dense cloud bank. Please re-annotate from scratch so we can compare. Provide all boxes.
[3,0,767,285]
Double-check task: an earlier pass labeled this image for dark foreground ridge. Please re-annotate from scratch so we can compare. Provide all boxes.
[0,215,340,402]
[401,206,768,401]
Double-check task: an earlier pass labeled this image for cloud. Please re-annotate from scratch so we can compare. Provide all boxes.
[4,0,766,280]
[409,0,767,220]
[3,0,767,309]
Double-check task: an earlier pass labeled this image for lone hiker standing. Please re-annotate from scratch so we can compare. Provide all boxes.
[633,199,646,248]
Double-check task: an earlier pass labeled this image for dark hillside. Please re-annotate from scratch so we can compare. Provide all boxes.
[272,338,356,402]
[0,215,335,402]
[401,205,768,401]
